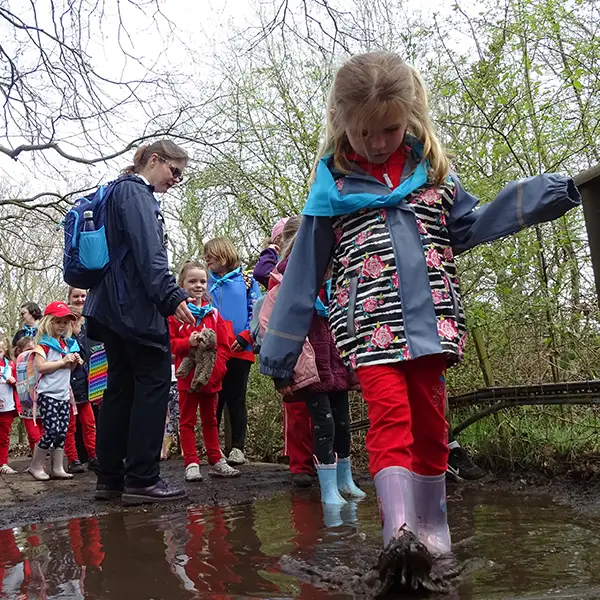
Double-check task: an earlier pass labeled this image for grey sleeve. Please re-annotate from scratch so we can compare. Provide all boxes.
[448,173,581,255]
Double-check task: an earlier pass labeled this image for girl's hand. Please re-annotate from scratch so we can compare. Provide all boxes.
[74,353,84,366]
[6,376,16,385]
[189,332,200,348]
[63,353,77,365]
[278,386,293,397]
[231,340,243,352]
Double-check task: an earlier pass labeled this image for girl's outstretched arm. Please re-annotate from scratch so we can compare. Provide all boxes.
[447,173,581,255]
[260,215,334,381]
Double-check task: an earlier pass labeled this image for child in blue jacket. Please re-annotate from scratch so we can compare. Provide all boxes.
[204,237,260,466]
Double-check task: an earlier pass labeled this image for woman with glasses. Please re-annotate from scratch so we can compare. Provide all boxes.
[13,302,42,347]
[84,140,195,505]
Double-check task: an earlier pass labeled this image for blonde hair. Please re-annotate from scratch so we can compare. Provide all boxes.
[313,52,450,184]
[280,216,302,260]
[123,140,189,175]
[35,315,73,343]
[203,238,241,272]
[0,337,12,360]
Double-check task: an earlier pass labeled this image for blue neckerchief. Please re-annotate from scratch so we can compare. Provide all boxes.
[303,141,429,217]
[188,303,214,325]
[315,279,332,318]
[209,267,242,294]
[39,334,80,355]
[0,358,10,381]
[23,325,37,337]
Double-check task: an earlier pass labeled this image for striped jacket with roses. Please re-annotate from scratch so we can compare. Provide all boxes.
[260,141,581,381]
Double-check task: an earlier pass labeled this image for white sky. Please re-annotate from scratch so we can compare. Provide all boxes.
[0,0,473,204]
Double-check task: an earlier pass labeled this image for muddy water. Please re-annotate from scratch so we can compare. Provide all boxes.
[1,487,599,599]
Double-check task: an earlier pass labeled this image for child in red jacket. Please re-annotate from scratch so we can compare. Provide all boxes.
[169,261,240,481]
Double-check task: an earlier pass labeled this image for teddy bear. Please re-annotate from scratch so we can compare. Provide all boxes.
[176,328,217,392]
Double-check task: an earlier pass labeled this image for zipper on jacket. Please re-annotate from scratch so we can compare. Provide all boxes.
[346,277,359,338]
[446,274,460,319]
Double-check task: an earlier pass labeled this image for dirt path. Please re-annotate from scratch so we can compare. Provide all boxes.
[0,457,298,529]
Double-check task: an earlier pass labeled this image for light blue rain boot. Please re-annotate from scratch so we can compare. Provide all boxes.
[315,457,348,506]
[337,457,367,499]
[412,472,451,556]
[322,504,344,528]
[374,466,417,546]
[341,500,359,525]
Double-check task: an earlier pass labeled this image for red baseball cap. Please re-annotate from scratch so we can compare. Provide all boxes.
[44,301,76,320]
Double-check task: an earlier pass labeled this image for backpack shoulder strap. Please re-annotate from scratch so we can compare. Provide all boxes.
[242,271,253,291]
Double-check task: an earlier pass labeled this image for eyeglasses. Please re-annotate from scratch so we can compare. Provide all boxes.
[158,156,184,183]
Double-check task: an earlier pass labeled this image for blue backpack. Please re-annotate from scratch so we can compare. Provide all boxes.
[62,180,123,289]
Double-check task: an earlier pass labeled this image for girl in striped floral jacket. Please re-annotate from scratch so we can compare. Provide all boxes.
[260,51,580,575]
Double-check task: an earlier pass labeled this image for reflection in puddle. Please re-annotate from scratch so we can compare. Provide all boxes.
[1,487,600,599]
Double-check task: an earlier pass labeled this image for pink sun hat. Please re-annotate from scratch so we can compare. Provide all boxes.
[270,217,290,242]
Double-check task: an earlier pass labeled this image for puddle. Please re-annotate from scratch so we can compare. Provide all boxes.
[1,486,600,599]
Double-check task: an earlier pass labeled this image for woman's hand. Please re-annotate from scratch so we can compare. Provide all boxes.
[231,340,243,353]
[278,386,293,397]
[175,300,195,325]
[189,332,200,348]
[6,375,16,385]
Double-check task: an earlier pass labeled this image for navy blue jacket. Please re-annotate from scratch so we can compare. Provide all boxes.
[84,175,187,351]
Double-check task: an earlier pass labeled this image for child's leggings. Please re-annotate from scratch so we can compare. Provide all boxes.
[65,402,97,462]
[22,418,43,451]
[178,390,221,466]
[356,354,448,479]
[0,410,16,464]
[37,394,70,450]
[304,391,351,465]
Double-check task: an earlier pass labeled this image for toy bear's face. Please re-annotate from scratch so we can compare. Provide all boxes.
[198,328,217,349]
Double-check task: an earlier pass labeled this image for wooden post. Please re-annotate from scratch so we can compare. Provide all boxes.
[471,326,495,388]
[575,164,600,306]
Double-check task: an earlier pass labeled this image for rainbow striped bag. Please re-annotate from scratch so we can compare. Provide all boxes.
[89,344,108,403]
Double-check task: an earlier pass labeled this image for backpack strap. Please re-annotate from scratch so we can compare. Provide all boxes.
[242,271,253,291]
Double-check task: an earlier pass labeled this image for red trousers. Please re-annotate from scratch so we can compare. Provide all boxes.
[0,410,16,465]
[68,517,104,567]
[65,403,97,463]
[179,390,221,466]
[22,418,43,451]
[356,355,448,479]
[283,401,314,475]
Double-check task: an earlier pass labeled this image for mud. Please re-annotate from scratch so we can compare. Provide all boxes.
[0,457,323,530]
[4,455,600,530]
[281,532,465,598]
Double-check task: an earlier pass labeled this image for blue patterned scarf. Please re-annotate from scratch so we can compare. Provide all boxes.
[188,303,214,325]
[39,334,80,355]
[209,267,242,294]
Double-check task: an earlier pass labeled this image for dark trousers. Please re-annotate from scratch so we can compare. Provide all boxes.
[91,320,171,488]
[217,358,251,451]
[305,390,351,464]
